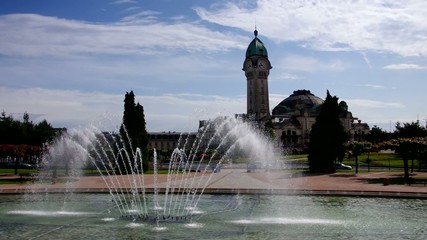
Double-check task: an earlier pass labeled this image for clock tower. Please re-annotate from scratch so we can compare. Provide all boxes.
[243,29,271,122]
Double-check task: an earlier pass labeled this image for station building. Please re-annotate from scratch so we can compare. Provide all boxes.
[149,30,370,153]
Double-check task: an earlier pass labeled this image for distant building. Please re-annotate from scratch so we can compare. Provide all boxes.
[148,131,197,152]
[352,119,371,142]
[241,30,370,153]
[271,89,369,152]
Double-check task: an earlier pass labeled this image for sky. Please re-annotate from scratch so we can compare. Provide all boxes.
[1,0,426,133]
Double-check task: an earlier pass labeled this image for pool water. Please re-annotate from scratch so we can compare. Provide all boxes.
[0,193,426,240]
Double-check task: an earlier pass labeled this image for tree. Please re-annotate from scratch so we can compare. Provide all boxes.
[394,121,427,138]
[379,137,427,183]
[366,125,391,144]
[0,111,56,173]
[134,103,149,151]
[0,112,55,146]
[308,91,348,173]
[0,112,21,144]
[347,141,371,173]
[118,91,149,173]
[32,120,56,145]
[263,118,275,141]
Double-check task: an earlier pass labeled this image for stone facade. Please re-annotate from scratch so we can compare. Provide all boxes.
[271,90,369,152]
[148,132,197,152]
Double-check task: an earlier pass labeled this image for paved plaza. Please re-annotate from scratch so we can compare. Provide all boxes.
[1,169,427,198]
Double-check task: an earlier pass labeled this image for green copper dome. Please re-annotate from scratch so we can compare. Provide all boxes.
[245,30,268,58]
[272,90,324,115]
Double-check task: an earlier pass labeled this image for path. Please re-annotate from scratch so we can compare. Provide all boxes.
[1,170,427,198]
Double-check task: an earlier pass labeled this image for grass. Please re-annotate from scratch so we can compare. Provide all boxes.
[0,152,424,179]
[344,152,425,169]
[286,152,424,170]
[0,179,29,184]
[354,152,405,167]
[0,168,37,175]
[286,154,308,160]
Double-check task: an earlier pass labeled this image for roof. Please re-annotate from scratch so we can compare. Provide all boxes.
[245,30,268,58]
[272,90,324,115]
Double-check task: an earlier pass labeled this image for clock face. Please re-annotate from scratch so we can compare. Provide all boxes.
[246,61,252,70]
[258,60,265,69]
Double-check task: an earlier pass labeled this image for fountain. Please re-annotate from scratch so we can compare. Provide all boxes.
[1,116,427,239]
[36,116,278,223]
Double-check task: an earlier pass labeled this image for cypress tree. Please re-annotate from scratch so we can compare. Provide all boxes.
[308,91,348,173]
[119,91,149,173]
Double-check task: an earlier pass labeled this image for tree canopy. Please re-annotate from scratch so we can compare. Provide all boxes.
[358,120,427,182]
[0,111,56,146]
[0,111,56,172]
[366,125,391,144]
[394,121,427,138]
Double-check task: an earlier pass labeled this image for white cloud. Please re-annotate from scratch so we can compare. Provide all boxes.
[273,72,301,81]
[361,52,372,70]
[111,0,137,5]
[195,0,427,57]
[0,87,245,132]
[278,54,347,72]
[359,84,385,89]
[269,94,288,107]
[383,63,426,70]
[0,52,239,91]
[0,13,248,58]
[119,10,161,23]
[346,99,405,109]
[0,86,123,128]
[142,93,246,130]
[339,98,411,131]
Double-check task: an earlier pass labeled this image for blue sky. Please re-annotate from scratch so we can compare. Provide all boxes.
[1,0,426,132]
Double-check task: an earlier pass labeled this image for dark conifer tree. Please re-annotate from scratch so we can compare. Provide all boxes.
[308,91,348,173]
[119,91,149,173]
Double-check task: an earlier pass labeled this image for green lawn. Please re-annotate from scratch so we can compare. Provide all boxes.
[0,178,29,184]
[286,152,423,170]
[344,152,425,169]
[0,168,37,175]
[1,152,424,177]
